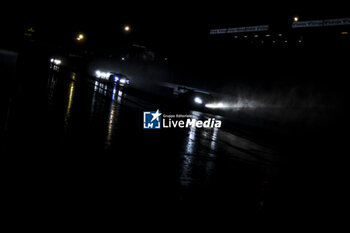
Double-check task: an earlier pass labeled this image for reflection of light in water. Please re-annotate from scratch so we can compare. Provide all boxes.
[185,111,201,155]
[90,80,111,123]
[71,72,76,81]
[94,81,108,95]
[179,111,220,187]
[94,81,98,92]
[185,126,196,155]
[49,64,60,71]
[91,80,109,118]
[64,80,76,130]
[180,111,201,186]
[117,90,123,104]
[210,126,219,157]
[105,85,122,149]
[46,73,58,108]
[90,82,98,117]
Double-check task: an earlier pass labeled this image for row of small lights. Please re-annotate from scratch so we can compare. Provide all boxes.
[236,34,283,38]
[232,16,347,41]
[234,16,294,41]
[233,34,301,44]
[294,16,348,35]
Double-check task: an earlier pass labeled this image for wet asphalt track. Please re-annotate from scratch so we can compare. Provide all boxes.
[1,50,348,227]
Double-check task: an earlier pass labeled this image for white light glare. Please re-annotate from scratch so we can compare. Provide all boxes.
[95,70,111,79]
[50,58,62,65]
[124,26,130,32]
[205,102,228,109]
[194,97,203,104]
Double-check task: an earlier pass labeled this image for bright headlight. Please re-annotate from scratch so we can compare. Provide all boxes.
[50,58,62,65]
[95,70,111,79]
[205,102,228,109]
[194,97,203,104]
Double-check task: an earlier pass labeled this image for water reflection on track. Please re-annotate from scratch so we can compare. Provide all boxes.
[2,67,281,218]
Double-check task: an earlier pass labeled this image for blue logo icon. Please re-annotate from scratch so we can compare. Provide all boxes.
[143,110,162,129]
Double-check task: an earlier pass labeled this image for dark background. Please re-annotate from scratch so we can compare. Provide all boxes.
[1,1,349,229]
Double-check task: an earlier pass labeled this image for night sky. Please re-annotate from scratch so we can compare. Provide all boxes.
[2,2,349,53]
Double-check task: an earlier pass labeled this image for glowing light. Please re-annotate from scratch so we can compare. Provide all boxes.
[76,33,85,41]
[119,78,130,85]
[341,31,348,35]
[294,16,299,22]
[95,70,111,79]
[123,25,131,33]
[194,97,203,104]
[205,102,228,109]
[50,58,62,65]
[118,90,123,97]
[205,99,260,110]
[64,81,76,129]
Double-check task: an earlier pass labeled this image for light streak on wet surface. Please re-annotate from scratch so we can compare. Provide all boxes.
[1,67,282,217]
[5,62,343,222]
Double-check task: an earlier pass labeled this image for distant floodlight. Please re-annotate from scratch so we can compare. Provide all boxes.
[76,33,85,41]
[123,25,131,33]
[294,16,299,22]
